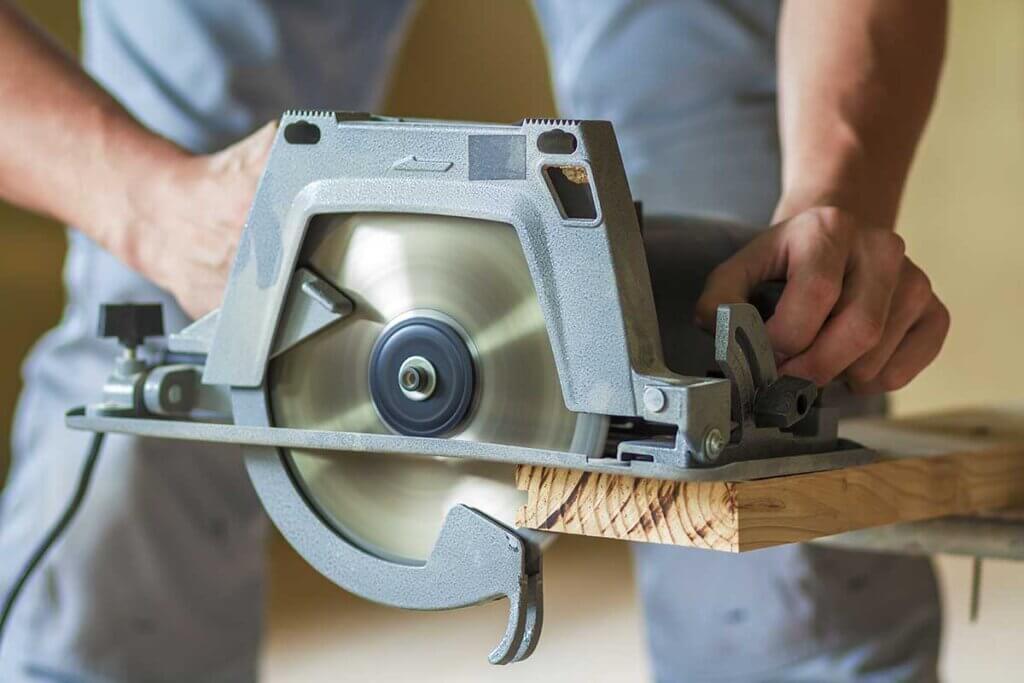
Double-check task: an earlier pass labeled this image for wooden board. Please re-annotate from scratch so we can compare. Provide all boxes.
[515,406,1024,553]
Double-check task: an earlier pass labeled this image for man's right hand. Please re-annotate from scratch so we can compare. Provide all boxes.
[0,2,277,319]
[122,123,277,319]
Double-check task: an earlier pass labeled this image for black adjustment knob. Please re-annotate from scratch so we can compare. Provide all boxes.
[98,303,165,349]
[754,375,818,429]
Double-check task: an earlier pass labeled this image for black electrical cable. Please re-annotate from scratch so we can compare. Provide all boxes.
[0,432,105,653]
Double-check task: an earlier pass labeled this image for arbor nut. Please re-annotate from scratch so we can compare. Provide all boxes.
[397,355,437,402]
[754,375,818,429]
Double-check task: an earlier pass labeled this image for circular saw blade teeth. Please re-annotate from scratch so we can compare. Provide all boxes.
[269,213,607,563]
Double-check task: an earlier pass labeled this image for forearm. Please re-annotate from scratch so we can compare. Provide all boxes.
[0,1,186,265]
[774,0,947,228]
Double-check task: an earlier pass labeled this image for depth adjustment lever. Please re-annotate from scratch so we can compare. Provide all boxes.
[714,303,817,437]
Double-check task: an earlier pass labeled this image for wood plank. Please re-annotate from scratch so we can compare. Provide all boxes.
[515,407,1024,552]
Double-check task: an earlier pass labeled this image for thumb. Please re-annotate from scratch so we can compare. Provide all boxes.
[694,229,785,329]
[210,120,278,173]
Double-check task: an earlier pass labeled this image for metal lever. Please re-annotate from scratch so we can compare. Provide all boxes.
[714,303,817,438]
[754,375,818,429]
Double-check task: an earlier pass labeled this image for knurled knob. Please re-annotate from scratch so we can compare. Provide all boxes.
[97,303,165,349]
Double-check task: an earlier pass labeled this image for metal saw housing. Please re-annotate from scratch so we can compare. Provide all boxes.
[68,112,872,664]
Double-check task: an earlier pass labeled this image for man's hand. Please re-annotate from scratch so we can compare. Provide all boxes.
[0,3,278,319]
[727,0,949,394]
[122,123,277,318]
[696,207,950,393]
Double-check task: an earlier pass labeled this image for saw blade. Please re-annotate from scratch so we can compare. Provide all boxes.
[268,213,607,563]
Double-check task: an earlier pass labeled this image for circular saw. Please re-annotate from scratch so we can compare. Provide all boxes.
[68,112,870,664]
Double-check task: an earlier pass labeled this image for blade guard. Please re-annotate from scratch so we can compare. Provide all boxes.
[244,434,543,663]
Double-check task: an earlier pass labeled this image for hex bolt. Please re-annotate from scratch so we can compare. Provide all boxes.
[703,427,726,461]
[643,387,666,413]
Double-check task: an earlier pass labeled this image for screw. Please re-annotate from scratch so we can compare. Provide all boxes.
[643,387,666,413]
[167,384,183,405]
[703,428,726,461]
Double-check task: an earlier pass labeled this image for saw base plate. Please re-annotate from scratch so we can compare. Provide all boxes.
[67,409,874,482]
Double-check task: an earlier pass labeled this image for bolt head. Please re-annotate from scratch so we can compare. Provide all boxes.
[703,427,726,461]
[643,387,666,413]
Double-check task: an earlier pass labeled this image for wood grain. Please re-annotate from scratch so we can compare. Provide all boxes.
[515,408,1024,552]
[515,467,740,551]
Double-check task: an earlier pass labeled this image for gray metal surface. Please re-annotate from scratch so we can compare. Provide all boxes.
[232,387,544,665]
[716,303,779,429]
[167,310,219,355]
[269,267,352,359]
[196,112,841,468]
[816,517,1024,562]
[204,113,664,422]
[66,409,873,483]
[142,365,199,416]
[68,113,874,664]
[253,454,543,663]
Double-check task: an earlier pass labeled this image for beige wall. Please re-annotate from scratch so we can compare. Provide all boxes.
[891,4,1024,680]
[894,0,1024,417]
[1,1,1022,679]
[0,2,78,479]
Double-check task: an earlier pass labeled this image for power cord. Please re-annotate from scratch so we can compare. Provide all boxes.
[0,432,105,653]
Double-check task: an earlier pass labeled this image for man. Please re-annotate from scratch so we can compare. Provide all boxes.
[0,0,949,680]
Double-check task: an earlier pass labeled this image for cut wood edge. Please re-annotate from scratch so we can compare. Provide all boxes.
[515,466,741,552]
[515,410,1024,553]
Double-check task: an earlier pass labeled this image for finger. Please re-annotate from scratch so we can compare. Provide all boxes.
[779,238,903,385]
[695,230,783,327]
[851,297,950,393]
[763,215,850,357]
[846,261,932,390]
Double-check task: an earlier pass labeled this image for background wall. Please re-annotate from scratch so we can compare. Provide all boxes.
[0,1,76,483]
[1,1,1021,681]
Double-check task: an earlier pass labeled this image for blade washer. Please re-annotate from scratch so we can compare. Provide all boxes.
[368,315,475,437]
